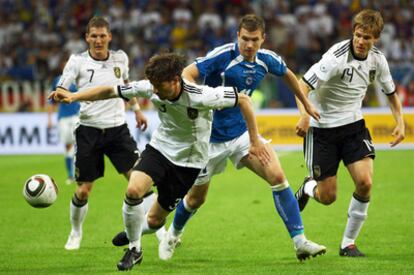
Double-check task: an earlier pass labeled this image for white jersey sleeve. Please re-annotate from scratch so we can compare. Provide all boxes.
[184,80,237,110]
[57,54,79,90]
[377,54,395,95]
[115,80,153,100]
[303,52,338,89]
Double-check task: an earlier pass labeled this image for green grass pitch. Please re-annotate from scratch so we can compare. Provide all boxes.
[1,150,413,274]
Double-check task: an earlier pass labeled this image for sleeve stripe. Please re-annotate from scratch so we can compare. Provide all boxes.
[233,87,238,107]
[334,46,349,57]
[184,83,202,94]
[302,77,315,90]
[333,43,349,55]
[384,89,396,96]
[117,86,130,101]
[307,73,318,85]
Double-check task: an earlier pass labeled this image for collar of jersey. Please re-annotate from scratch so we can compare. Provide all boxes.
[88,50,110,61]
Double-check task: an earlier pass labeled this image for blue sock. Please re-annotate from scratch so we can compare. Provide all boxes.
[272,183,304,237]
[65,157,74,178]
[173,200,196,231]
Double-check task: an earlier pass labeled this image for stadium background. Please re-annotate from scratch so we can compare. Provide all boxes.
[1,0,414,109]
[1,2,414,274]
[0,0,413,152]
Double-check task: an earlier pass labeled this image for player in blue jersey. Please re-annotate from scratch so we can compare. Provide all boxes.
[47,74,80,185]
[157,14,325,261]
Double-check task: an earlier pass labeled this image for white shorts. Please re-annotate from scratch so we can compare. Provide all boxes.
[194,131,267,185]
[58,115,78,144]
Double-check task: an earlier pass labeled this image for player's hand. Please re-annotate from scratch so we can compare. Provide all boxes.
[249,140,271,166]
[303,102,320,121]
[390,124,405,147]
[296,116,310,137]
[48,90,73,104]
[134,110,148,131]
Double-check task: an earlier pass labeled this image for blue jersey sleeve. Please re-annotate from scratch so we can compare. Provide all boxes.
[259,49,287,76]
[195,44,234,78]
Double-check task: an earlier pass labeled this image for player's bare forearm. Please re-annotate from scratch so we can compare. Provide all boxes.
[182,63,199,83]
[283,70,320,120]
[238,94,259,142]
[73,86,117,102]
[238,94,271,164]
[284,69,307,104]
[387,93,405,146]
[295,79,311,117]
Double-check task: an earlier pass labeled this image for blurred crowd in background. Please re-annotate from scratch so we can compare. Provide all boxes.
[1,0,414,110]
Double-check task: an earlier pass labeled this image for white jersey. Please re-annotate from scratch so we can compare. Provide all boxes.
[116,79,238,169]
[58,50,129,129]
[303,39,395,128]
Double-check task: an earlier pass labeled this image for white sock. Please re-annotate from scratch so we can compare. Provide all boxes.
[70,200,88,236]
[141,192,156,213]
[140,213,167,242]
[304,179,317,198]
[292,233,307,249]
[140,193,167,241]
[341,195,369,249]
[122,201,145,251]
[155,226,167,242]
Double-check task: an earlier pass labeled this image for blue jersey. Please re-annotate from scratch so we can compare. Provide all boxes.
[195,43,287,142]
[50,76,80,120]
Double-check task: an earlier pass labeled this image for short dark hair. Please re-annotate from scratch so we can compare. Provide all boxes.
[86,16,110,34]
[144,53,186,83]
[238,14,265,34]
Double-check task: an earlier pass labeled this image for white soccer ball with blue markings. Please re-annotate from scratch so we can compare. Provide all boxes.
[23,174,58,208]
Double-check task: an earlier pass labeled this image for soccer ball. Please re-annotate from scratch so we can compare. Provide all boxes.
[23,174,58,208]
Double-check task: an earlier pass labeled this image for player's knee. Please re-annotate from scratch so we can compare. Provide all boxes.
[126,184,146,198]
[357,178,372,196]
[76,184,92,200]
[267,171,286,186]
[318,190,337,205]
[186,193,205,209]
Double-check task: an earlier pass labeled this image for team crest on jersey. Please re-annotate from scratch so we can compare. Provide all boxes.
[113,67,121,78]
[187,107,198,119]
[369,70,376,82]
[313,165,321,179]
[246,76,253,85]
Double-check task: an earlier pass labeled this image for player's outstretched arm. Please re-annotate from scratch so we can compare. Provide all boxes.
[49,86,117,103]
[182,63,200,83]
[387,92,405,147]
[238,93,271,165]
[283,69,320,121]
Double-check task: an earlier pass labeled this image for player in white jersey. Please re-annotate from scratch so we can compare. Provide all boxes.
[54,16,158,251]
[50,53,269,271]
[294,9,405,257]
[156,14,325,262]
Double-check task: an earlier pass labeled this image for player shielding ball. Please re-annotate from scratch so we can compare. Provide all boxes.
[294,9,405,257]
[154,14,326,262]
[50,52,270,271]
